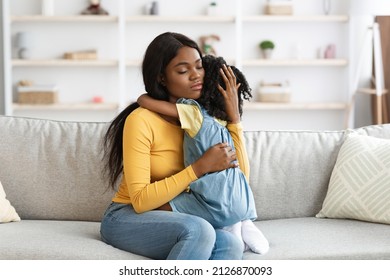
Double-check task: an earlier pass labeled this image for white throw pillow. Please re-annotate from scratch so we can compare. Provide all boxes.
[316,134,390,224]
[0,181,21,223]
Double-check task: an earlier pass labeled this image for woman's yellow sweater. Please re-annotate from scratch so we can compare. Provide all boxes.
[112,107,249,213]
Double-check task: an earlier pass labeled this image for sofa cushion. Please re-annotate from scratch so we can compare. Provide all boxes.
[0,181,21,223]
[244,130,345,220]
[316,134,390,224]
[0,220,148,260]
[0,116,115,222]
[244,124,390,221]
[2,218,389,260]
[245,217,390,260]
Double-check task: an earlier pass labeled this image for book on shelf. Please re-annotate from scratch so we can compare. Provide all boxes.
[63,50,98,60]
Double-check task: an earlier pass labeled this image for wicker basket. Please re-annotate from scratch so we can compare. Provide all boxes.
[258,93,291,103]
[264,2,293,15]
[18,91,58,104]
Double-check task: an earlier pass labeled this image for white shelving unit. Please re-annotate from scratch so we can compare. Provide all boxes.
[6,0,122,121]
[12,102,118,110]
[12,59,118,67]
[2,0,351,129]
[242,58,348,67]
[239,1,350,130]
[242,15,349,22]
[126,15,236,23]
[10,15,119,22]
[244,102,346,111]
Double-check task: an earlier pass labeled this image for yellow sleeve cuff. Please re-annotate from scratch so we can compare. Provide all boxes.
[176,103,203,138]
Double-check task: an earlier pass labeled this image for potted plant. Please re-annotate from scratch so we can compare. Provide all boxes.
[259,40,275,59]
[207,2,218,16]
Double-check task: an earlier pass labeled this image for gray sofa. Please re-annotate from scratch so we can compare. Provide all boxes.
[1,115,389,260]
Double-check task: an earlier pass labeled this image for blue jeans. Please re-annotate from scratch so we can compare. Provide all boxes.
[100,202,243,260]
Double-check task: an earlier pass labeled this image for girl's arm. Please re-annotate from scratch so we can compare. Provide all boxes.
[137,94,179,118]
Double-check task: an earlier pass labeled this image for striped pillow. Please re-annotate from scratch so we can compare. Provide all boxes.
[316,134,390,224]
[0,181,21,223]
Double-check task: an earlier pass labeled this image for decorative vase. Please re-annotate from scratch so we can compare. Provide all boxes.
[324,44,336,59]
[144,3,152,15]
[150,1,159,15]
[261,49,273,59]
[144,1,159,15]
[15,32,32,59]
[323,0,331,15]
[292,44,302,59]
[207,2,218,16]
[42,0,54,16]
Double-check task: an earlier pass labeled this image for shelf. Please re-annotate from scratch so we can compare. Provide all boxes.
[10,15,118,22]
[10,15,348,23]
[126,15,235,23]
[12,59,118,67]
[125,59,236,67]
[13,59,346,68]
[244,102,347,110]
[126,60,142,67]
[242,15,349,22]
[242,59,348,67]
[12,103,119,111]
[13,102,346,111]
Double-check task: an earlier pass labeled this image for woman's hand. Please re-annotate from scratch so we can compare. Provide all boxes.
[217,64,241,124]
[191,142,238,177]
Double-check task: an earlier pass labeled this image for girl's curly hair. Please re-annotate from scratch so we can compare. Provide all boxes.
[197,55,252,122]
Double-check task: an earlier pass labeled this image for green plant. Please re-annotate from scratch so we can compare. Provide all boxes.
[259,40,275,50]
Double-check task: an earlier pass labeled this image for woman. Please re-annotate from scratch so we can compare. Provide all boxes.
[100,32,245,260]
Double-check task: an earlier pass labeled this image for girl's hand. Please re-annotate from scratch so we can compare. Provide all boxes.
[191,142,238,177]
[137,93,149,107]
[217,64,241,124]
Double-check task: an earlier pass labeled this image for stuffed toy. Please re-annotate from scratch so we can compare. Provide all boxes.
[199,34,220,56]
[81,0,108,15]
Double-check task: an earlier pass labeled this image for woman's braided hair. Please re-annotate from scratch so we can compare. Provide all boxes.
[197,55,252,122]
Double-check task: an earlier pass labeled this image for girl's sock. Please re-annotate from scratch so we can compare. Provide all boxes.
[241,219,269,255]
